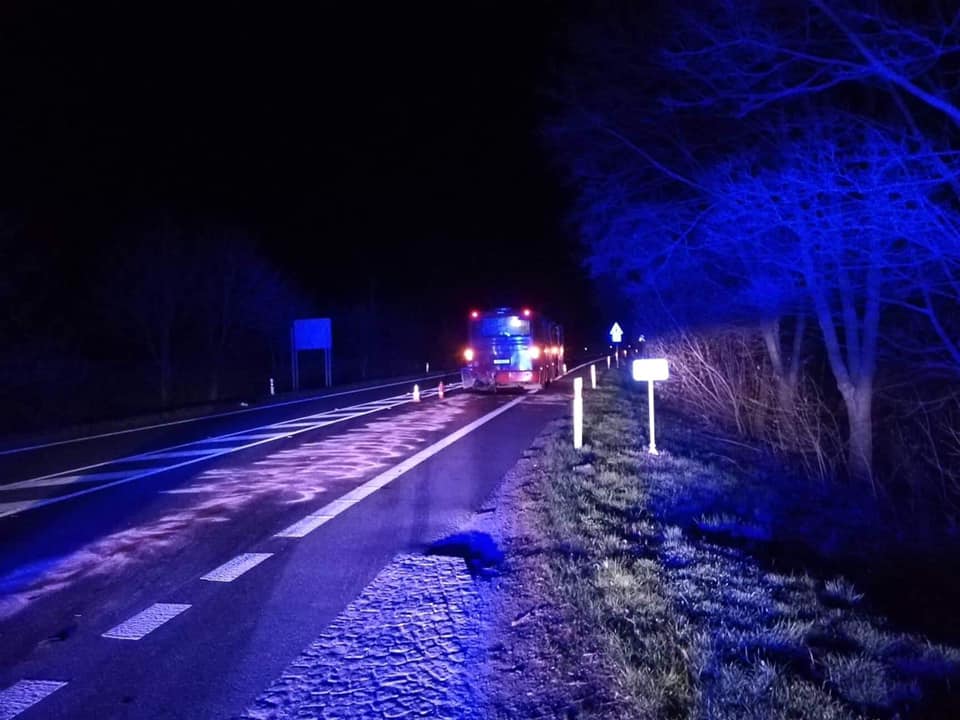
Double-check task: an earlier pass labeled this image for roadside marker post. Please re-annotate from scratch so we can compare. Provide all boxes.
[573,377,583,449]
[413,384,420,402]
[438,381,445,400]
[590,364,597,390]
[606,355,611,370]
[269,378,275,396]
[631,358,669,455]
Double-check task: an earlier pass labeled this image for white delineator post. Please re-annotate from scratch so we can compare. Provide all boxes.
[647,379,658,455]
[413,384,420,402]
[269,377,275,396]
[606,355,611,370]
[590,364,597,390]
[426,362,430,373]
[438,381,445,400]
[573,377,583,449]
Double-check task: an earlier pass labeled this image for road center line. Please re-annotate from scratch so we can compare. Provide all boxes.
[0,679,68,720]
[200,553,273,583]
[102,603,191,640]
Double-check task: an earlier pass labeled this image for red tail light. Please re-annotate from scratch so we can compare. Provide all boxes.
[464,348,475,362]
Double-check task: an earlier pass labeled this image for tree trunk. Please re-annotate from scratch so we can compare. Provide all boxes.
[208,371,221,402]
[761,316,805,411]
[840,380,874,486]
[159,358,172,408]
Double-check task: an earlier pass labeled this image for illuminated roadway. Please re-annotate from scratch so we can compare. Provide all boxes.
[0,364,595,719]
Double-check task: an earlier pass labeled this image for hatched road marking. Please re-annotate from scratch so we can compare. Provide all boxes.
[0,383,463,519]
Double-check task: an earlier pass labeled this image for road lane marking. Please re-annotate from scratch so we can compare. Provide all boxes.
[132,449,223,460]
[0,385,464,519]
[275,513,336,538]
[274,393,529,539]
[0,680,68,720]
[0,373,461,456]
[0,394,462,518]
[200,553,273,582]
[0,501,39,517]
[102,603,191,640]
[1,471,133,492]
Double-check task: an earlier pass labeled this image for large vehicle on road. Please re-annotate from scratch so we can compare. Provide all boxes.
[460,307,564,390]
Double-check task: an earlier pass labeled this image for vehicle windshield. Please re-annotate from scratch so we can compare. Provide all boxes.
[477,316,530,337]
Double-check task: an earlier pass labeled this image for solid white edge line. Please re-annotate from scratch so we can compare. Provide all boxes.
[274,393,530,539]
[0,679,68,720]
[200,553,273,583]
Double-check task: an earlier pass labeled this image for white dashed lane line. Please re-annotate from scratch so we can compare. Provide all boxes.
[101,603,192,641]
[1,383,533,719]
[200,553,273,583]
[274,513,337,539]
[0,680,68,720]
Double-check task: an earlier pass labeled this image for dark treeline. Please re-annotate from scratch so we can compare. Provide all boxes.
[0,216,460,437]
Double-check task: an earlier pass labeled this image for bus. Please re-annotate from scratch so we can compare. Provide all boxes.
[460,307,564,390]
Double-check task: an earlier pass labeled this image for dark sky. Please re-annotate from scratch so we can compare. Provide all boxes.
[0,1,598,342]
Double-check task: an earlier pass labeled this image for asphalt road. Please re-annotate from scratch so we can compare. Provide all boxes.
[0,364,595,720]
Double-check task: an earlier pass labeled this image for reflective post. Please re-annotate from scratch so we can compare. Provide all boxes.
[413,384,420,402]
[573,377,583,449]
[647,379,658,455]
[269,377,275,396]
[438,381,445,400]
[606,355,611,370]
[590,364,597,390]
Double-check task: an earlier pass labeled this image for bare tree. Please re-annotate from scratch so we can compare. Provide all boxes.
[108,218,195,408]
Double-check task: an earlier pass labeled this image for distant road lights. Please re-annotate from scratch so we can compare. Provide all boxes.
[463,348,475,362]
[523,308,532,317]
[529,345,542,359]
[470,310,479,319]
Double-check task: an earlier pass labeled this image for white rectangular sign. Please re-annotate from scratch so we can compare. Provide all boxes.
[632,358,669,382]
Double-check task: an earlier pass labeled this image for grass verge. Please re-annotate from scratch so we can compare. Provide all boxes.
[521,371,960,719]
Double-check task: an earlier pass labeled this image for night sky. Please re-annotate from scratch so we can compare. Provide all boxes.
[0,1,597,343]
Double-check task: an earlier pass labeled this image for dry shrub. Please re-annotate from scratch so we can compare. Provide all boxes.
[651,329,843,480]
